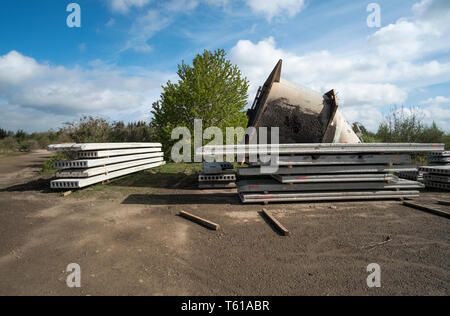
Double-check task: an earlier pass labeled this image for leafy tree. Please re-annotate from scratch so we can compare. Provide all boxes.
[15,130,28,142]
[353,107,448,148]
[442,134,450,150]
[0,128,8,140]
[375,107,422,143]
[151,49,249,153]
[419,122,444,143]
[374,106,445,143]
[64,116,112,143]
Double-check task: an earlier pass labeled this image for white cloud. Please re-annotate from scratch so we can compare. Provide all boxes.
[0,51,175,132]
[123,10,172,53]
[165,0,200,12]
[420,96,450,132]
[0,51,43,85]
[413,0,450,21]
[230,37,411,106]
[109,0,152,14]
[0,102,74,133]
[341,105,384,132]
[423,105,450,132]
[106,18,116,27]
[245,0,305,21]
[230,0,450,131]
[421,96,450,105]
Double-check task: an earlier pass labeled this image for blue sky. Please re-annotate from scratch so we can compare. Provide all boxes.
[0,0,449,133]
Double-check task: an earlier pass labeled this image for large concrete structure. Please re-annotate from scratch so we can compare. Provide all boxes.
[246,60,361,144]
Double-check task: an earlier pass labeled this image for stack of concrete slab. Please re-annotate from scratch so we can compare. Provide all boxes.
[396,170,423,181]
[428,151,450,166]
[48,143,165,189]
[399,151,450,182]
[420,166,450,191]
[198,162,236,189]
[200,143,444,204]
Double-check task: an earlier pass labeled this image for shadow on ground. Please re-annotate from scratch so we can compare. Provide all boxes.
[0,177,54,193]
[122,192,240,205]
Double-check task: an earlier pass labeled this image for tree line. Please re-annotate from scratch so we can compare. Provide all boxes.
[0,117,156,153]
[354,107,449,148]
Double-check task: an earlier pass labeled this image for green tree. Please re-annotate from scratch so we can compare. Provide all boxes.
[151,49,249,153]
[419,122,444,143]
[15,130,28,142]
[442,134,450,150]
[0,128,8,140]
[375,106,445,143]
[64,116,112,143]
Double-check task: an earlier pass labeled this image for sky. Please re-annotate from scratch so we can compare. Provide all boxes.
[0,0,449,133]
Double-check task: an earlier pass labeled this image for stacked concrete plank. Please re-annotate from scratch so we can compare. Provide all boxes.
[428,151,450,166]
[397,151,450,182]
[420,165,450,191]
[48,143,165,189]
[396,170,423,181]
[200,143,444,204]
[199,162,236,189]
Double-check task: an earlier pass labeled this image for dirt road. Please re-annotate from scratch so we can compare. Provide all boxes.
[0,151,449,296]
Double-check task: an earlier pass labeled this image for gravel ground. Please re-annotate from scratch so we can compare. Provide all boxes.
[0,151,449,296]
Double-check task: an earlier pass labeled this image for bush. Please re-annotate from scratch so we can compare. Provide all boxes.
[18,139,39,152]
[1,136,18,151]
[442,135,450,150]
[64,116,112,143]
[41,153,73,175]
[373,107,445,144]
[0,128,8,140]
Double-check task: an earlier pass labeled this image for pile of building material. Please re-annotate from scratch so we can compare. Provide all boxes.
[198,162,236,189]
[396,170,423,181]
[48,143,165,190]
[428,151,450,166]
[246,60,361,144]
[420,166,450,191]
[398,151,450,182]
[200,143,444,204]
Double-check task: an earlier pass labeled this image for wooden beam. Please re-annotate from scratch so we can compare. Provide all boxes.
[179,211,220,230]
[261,209,290,236]
[403,202,450,219]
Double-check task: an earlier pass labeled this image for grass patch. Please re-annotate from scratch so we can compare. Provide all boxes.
[111,163,203,188]
[40,153,71,175]
[70,163,204,199]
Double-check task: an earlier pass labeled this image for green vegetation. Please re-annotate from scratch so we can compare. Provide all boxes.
[355,107,449,149]
[72,163,203,199]
[442,134,450,151]
[151,49,249,155]
[40,153,74,175]
[0,116,158,156]
[65,116,156,143]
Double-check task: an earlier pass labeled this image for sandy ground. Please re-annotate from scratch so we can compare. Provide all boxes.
[0,151,449,296]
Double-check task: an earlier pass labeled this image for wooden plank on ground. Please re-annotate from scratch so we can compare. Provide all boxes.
[403,201,450,219]
[438,200,450,206]
[261,209,290,236]
[179,211,220,230]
